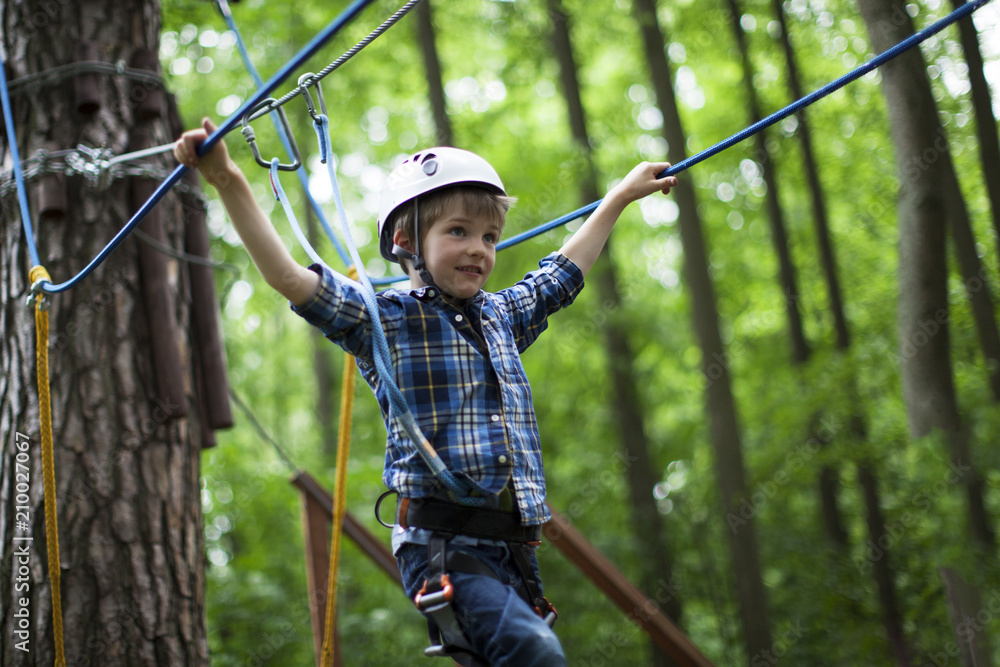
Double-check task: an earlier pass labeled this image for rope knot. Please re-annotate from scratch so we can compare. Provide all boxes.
[29,265,51,284]
[28,265,52,310]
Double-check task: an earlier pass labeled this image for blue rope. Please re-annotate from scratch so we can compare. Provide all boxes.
[312,114,484,504]
[218,0,352,268]
[269,159,331,269]
[0,55,40,268]
[498,0,993,250]
[22,0,379,294]
[7,0,990,294]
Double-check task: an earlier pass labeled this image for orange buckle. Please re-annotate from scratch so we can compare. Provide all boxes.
[535,597,558,627]
[415,574,454,610]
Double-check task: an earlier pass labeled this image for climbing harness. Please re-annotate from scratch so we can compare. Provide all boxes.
[398,498,557,665]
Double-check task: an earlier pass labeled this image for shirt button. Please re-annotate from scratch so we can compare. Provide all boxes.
[498,455,508,464]
[455,314,464,322]
[491,414,500,422]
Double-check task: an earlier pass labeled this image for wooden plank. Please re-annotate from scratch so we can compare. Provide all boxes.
[543,504,715,667]
[291,471,401,584]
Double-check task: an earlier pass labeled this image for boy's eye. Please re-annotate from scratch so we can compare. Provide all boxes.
[483,233,496,244]
[449,227,466,237]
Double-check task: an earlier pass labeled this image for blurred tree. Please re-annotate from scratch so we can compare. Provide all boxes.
[546,2,681,666]
[947,0,1000,268]
[724,0,809,366]
[631,0,773,661]
[856,0,994,548]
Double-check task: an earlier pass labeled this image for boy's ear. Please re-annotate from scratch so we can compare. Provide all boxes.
[392,227,413,254]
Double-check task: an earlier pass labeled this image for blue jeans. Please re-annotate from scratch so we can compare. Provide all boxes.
[397,541,566,667]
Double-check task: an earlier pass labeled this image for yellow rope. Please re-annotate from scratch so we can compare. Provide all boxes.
[320,266,358,667]
[29,265,66,667]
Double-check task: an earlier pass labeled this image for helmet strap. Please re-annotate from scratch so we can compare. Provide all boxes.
[392,197,438,290]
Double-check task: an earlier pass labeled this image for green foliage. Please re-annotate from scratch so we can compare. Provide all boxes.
[159,0,1000,664]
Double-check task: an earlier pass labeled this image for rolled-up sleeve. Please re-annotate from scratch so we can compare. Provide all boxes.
[496,252,585,352]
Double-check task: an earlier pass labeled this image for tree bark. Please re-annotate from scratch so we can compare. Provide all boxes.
[547,3,681,665]
[633,0,773,661]
[856,0,993,546]
[1,1,209,664]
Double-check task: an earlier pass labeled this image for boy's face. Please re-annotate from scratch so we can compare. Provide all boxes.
[396,201,501,299]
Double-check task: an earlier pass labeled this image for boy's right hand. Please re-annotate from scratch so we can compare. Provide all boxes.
[173,118,236,189]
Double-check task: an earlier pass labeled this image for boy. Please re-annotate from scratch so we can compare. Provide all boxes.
[174,119,677,666]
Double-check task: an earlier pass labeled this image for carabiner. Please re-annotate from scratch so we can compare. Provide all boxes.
[297,73,328,122]
[240,98,302,172]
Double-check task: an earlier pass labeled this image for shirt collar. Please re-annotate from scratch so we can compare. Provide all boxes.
[409,285,485,308]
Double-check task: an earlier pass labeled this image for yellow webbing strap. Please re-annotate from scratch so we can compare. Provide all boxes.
[320,266,358,667]
[29,265,66,667]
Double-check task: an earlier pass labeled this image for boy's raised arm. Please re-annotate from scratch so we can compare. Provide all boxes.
[557,161,677,278]
[173,118,320,306]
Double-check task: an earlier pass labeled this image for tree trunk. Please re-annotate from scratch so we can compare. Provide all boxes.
[940,567,995,667]
[769,0,850,351]
[1,1,209,664]
[547,3,681,665]
[856,0,993,546]
[766,0,858,553]
[856,462,912,666]
[633,0,774,661]
[724,0,809,365]
[415,0,453,148]
[949,0,1000,270]
[769,5,918,657]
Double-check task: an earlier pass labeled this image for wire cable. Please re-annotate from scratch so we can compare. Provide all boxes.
[25,0,381,295]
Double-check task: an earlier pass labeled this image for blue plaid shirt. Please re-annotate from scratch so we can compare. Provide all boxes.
[291,252,584,526]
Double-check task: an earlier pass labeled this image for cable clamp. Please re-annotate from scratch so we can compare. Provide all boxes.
[27,266,51,310]
[65,144,116,190]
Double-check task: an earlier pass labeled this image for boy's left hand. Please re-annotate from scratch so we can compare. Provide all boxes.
[610,161,678,205]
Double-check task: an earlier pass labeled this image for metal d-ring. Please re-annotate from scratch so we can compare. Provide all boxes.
[297,73,327,122]
[374,489,399,529]
[240,97,302,171]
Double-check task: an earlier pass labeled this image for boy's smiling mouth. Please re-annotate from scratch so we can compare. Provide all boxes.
[457,265,483,275]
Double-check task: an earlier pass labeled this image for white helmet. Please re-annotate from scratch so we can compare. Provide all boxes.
[377,147,506,262]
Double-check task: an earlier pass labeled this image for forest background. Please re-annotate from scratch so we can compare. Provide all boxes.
[82,0,1000,663]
